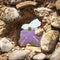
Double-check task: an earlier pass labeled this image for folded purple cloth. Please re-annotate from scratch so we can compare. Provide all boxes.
[18,30,41,46]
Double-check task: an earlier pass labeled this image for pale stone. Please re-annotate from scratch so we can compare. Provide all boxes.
[0,6,19,22]
[33,53,46,60]
[0,37,14,52]
[56,0,60,10]
[41,30,59,53]
[51,20,60,29]
[50,48,60,60]
[9,50,30,60]
[34,7,52,17]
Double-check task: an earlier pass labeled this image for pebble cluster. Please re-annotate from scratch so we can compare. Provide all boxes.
[0,0,60,60]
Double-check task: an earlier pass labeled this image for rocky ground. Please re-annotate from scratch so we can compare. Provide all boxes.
[0,0,60,60]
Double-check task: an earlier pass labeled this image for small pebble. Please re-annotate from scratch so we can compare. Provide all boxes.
[0,37,14,52]
[33,53,46,60]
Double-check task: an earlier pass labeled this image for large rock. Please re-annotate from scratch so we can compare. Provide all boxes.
[9,50,30,60]
[0,6,19,23]
[33,53,46,60]
[56,0,60,10]
[50,48,60,60]
[34,7,52,17]
[0,37,14,52]
[41,30,59,53]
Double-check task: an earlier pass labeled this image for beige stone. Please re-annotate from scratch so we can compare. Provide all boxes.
[41,30,59,53]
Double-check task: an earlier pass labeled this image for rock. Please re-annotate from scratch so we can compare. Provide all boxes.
[33,53,46,60]
[56,42,60,48]
[7,0,22,5]
[43,24,51,32]
[12,46,21,51]
[56,0,60,10]
[9,50,30,60]
[0,20,6,34]
[28,51,36,58]
[25,46,41,53]
[50,48,60,60]
[35,27,44,36]
[34,7,52,17]
[0,55,7,60]
[0,37,14,52]
[0,6,19,23]
[43,12,57,24]
[51,20,60,29]
[16,1,37,9]
[0,20,5,26]
[41,30,59,53]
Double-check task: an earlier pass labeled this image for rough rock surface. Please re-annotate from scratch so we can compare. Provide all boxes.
[50,48,60,60]
[0,6,19,23]
[0,37,14,52]
[9,50,30,60]
[33,53,46,60]
[51,19,60,29]
[34,7,52,17]
[56,0,60,10]
[41,30,59,53]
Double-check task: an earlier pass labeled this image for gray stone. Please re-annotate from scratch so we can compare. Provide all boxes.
[9,50,30,60]
[51,20,60,29]
[0,6,19,23]
[34,7,52,17]
[0,37,14,52]
[33,53,46,60]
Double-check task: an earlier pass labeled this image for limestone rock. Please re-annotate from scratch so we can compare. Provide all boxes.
[34,7,52,17]
[41,30,59,53]
[28,51,36,58]
[0,20,5,34]
[43,24,51,32]
[35,27,44,36]
[0,55,7,60]
[56,0,60,10]
[9,50,30,60]
[25,46,41,52]
[0,37,14,52]
[16,1,37,9]
[0,6,19,23]
[7,0,22,5]
[50,48,60,60]
[51,20,60,29]
[33,53,46,60]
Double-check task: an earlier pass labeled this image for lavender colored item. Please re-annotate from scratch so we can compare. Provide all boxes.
[18,30,41,47]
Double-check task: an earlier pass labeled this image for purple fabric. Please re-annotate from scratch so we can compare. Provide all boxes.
[18,30,41,46]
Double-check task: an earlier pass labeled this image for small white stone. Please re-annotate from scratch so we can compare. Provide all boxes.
[9,50,30,60]
[33,53,46,60]
[1,7,19,22]
[0,37,14,52]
